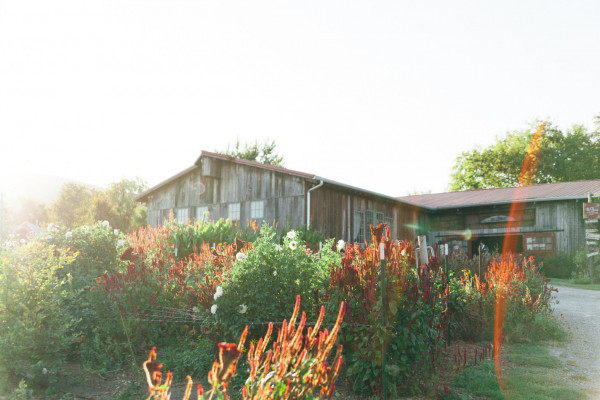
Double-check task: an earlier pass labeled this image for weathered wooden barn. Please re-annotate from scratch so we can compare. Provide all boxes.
[134,151,421,242]
[135,151,600,256]
[398,180,600,256]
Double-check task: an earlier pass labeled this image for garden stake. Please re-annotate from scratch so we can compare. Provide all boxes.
[379,241,387,400]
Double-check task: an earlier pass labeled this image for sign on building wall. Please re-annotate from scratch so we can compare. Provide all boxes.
[583,202,599,222]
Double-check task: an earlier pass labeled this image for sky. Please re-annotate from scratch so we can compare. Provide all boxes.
[1,0,599,202]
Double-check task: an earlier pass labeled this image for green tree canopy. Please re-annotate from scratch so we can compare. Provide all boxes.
[48,183,96,228]
[449,122,600,191]
[48,178,147,232]
[221,139,284,166]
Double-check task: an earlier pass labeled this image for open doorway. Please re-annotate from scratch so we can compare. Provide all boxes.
[471,235,522,257]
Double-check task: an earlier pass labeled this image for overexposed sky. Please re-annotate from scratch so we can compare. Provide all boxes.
[1,0,599,197]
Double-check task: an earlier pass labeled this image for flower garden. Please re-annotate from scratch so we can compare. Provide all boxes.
[0,217,564,399]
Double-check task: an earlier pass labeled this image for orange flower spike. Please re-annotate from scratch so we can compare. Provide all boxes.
[197,383,204,397]
[165,370,173,387]
[242,385,248,399]
[283,378,292,399]
[276,354,287,379]
[311,306,325,338]
[238,325,248,351]
[143,347,161,390]
[252,338,263,362]
[262,349,273,376]
[260,322,273,355]
[293,349,308,369]
[288,312,306,353]
[207,360,219,386]
[216,342,241,382]
[278,320,287,344]
[182,376,193,400]
[222,381,229,399]
[153,370,162,387]
[288,295,301,328]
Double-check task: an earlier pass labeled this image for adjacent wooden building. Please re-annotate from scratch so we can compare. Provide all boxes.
[398,180,600,256]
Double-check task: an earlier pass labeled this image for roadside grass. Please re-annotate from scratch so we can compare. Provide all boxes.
[550,278,600,290]
[451,342,586,400]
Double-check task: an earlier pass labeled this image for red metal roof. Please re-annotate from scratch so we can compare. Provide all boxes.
[397,180,600,209]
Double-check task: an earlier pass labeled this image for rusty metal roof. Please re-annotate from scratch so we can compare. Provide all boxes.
[397,180,600,210]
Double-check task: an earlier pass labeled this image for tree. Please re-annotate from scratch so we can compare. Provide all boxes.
[449,121,600,191]
[48,178,147,232]
[48,183,97,227]
[221,139,284,166]
[101,178,148,232]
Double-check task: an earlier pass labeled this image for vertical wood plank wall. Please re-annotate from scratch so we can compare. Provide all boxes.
[146,158,306,235]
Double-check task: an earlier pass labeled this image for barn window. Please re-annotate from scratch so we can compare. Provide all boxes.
[228,203,241,221]
[176,208,189,224]
[250,201,264,220]
[354,210,366,243]
[375,211,384,226]
[523,233,555,253]
[385,216,394,233]
[366,210,375,231]
[196,206,209,222]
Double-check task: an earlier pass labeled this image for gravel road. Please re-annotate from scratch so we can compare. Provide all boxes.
[551,285,600,398]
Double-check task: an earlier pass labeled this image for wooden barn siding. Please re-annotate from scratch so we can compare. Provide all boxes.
[421,200,584,255]
[308,186,418,242]
[535,200,584,255]
[146,158,306,232]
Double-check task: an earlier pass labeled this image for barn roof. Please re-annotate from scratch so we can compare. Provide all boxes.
[397,180,600,210]
[195,150,315,179]
[135,151,403,203]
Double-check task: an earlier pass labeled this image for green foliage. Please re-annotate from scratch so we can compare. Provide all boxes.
[214,226,340,339]
[48,178,147,232]
[167,217,259,260]
[101,178,148,232]
[48,183,96,227]
[449,121,600,191]
[325,233,449,397]
[158,339,217,380]
[533,252,576,279]
[450,255,562,343]
[0,242,78,391]
[280,224,325,252]
[454,344,585,400]
[220,138,284,166]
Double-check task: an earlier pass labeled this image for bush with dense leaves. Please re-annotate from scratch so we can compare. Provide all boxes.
[450,254,562,343]
[324,224,449,397]
[0,241,78,391]
[213,225,341,339]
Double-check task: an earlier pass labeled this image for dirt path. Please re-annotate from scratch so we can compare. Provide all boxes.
[551,285,600,399]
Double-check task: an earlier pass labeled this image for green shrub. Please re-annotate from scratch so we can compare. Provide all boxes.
[324,225,449,397]
[532,252,575,279]
[451,255,560,344]
[167,217,260,260]
[158,339,217,380]
[0,242,78,391]
[214,225,341,339]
